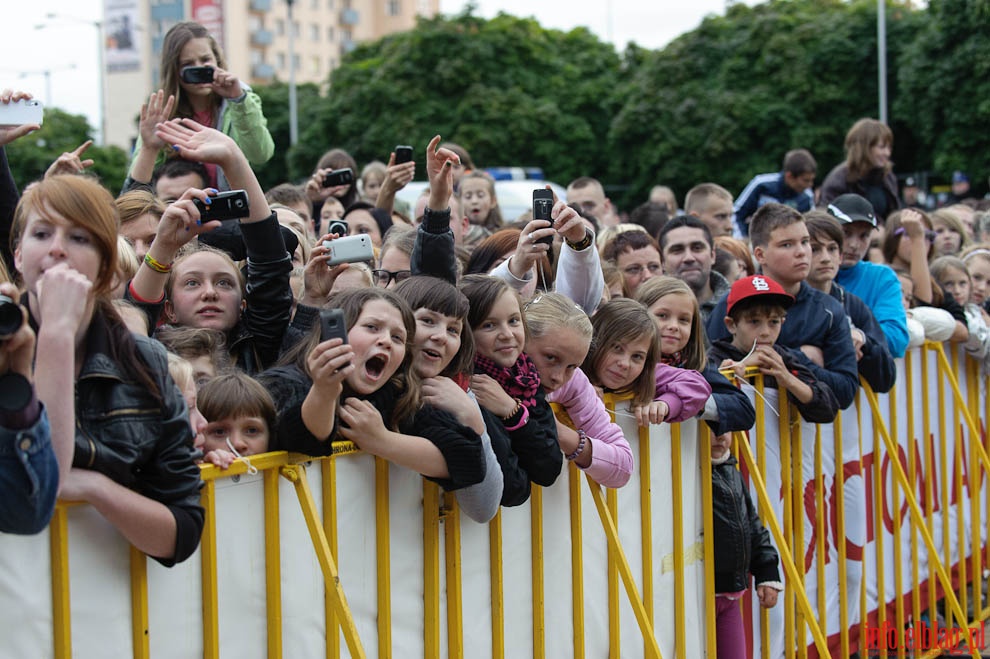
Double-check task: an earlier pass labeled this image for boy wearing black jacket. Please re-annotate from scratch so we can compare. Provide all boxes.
[710,274,840,424]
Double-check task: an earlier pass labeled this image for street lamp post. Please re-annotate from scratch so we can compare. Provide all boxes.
[35,13,106,145]
[19,65,78,107]
[287,0,299,146]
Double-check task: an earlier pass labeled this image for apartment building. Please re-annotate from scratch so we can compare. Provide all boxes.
[104,0,437,149]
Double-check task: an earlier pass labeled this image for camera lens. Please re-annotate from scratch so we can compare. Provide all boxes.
[235,199,244,208]
[0,295,22,339]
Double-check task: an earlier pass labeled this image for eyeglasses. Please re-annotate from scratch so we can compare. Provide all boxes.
[372,269,412,287]
[622,263,662,277]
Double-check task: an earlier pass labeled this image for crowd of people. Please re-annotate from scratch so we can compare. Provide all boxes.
[3,20,990,656]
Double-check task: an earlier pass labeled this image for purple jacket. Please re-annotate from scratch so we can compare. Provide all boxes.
[547,368,633,488]
[654,363,711,422]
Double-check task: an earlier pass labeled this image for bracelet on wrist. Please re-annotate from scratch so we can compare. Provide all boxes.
[500,398,522,421]
[566,429,589,461]
[144,253,173,274]
[565,228,594,251]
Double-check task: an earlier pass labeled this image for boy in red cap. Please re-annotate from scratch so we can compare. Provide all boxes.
[708,274,840,423]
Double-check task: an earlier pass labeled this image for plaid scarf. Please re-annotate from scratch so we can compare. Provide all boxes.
[473,352,542,408]
[659,351,683,367]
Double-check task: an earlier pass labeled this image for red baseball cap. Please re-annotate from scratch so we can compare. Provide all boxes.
[726,275,795,315]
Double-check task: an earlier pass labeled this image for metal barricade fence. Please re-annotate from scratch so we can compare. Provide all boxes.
[1,341,987,658]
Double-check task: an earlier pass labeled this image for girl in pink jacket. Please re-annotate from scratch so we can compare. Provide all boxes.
[523,293,633,488]
[584,299,711,426]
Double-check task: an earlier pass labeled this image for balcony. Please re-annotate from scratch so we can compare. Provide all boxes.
[251,28,273,46]
[250,0,272,11]
[252,63,276,80]
[339,9,359,25]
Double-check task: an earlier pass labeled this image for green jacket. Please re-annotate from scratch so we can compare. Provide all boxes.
[127,88,274,188]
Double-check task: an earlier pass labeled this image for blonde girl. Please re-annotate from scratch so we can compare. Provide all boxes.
[961,246,990,310]
[584,298,710,427]
[523,292,633,488]
[635,276,755,435]
[457,171,503,243]
[930,256,990,367]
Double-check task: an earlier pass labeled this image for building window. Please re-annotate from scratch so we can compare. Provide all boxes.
[341,28,352,43]
[277,52,286,69]
[275,18,285,36]
[327,0,335,8]
[328,57,336,70]
[249,16,262,31]
[311,56,321,75]
[292,21,300,37]
[326,26,335,41]
[386,0,400,16]
[293,54,300,69]
[310,24,319,41]
[250,49,263,65]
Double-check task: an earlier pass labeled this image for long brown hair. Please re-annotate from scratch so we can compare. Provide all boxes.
[160,21,227,120]
[844,118,893,181]
[583,298,659,406]
[634,276,707,371]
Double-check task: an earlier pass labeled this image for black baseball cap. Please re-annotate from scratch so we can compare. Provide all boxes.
[826,194,877,228]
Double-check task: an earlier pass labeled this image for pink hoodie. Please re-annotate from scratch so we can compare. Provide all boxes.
[547,367,633,488]
[653,362,711,422]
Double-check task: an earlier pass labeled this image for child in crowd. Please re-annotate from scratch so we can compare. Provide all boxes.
[523,293,634,488]
[684,183,735,238]
[360,161,387,205]
[125,22,274,192]
[707,203,860,411]
[155,325,230,388]
[895,271,957,348]
[305,148,360,229]
[930,256,990,369]
[457,171,502,245]
[127,120,295,376]
[583,298,710,427]
[460,275,562,502]
[931,209,969,257]
[166,352,235,469]
[962,247,990,313]
[710,275,840,424]
[393,276,503,522]
[198,371,278,468]
[635,276,756,436]
[259,288,486,491]
[710,431,782,659]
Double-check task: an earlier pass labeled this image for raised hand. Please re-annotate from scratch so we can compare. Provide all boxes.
[45,140,95,179]
[507,218,553,279]
[301,233,352,307]
[151,188,223,253]
[210,67,245,100]
[307,337,355,398]
[426,135,461,211]
[139,90,176,151]
[155,118,238,167]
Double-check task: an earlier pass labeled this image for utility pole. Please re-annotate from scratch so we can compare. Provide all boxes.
[287,0,299,145]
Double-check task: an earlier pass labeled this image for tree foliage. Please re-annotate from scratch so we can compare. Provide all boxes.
[5,108,129,192]
[607,0,924,208]
[251,81,324,188]
[289,11,623,185]
[894,0,990,181]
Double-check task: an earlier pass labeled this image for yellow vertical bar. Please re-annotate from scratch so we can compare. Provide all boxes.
[752,374,770,659]
[700,424,717,659]
[937,347,951,630]
[921,345,937,628]
[888,380,905,659]
[322,459,340,659]
[967,358,982,622]
[813,424,827,642]
[50,505,71,659]
[639,423,654,629]
[200,479,219,659]
[375,458,392,658]
[264,467,283,659]
[568,462,585,659]
[985,360,990,609]
[833,408,850,659]
[906,351,921,639]
[489,511,504,659]
[778,398,795,659]
[953,373,969,627]
[670,423,686,659]
[531,485,546,659]
[443,493,463,659]
[872,390,887,659]
[130,545,149,659]
[606,484,619,659]
[789,404,806,659]
[422,481,440,658]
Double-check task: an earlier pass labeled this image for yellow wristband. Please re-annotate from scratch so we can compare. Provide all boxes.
[144,253,173,274]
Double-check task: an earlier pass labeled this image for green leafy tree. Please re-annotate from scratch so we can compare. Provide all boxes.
[251,81,324,189]
[5,108,128,192]
[608,0,924,208]
[895,0,990,184]
[288,11,623,186]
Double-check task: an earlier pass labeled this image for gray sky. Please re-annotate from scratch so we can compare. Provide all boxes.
[1,0,749,141]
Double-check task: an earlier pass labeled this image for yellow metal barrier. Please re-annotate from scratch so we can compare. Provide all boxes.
[10,341,990,658]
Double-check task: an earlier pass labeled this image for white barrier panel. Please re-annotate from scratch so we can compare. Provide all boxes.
[0,405,709,658]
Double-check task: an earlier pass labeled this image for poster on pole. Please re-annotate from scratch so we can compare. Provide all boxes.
[191,0,225,50]
[104,0,140,73]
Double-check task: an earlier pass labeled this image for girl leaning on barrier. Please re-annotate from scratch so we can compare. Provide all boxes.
[11,175,204,567]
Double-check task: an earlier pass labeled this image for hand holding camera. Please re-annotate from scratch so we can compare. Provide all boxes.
[0,284,35,384]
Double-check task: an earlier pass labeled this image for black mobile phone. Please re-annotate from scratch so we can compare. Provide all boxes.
[533,189,555,246]
[180,66,215,84]
[194,190,250,221]
[319,308,348,344]
[394,145,413,164]
[322,168,355,188]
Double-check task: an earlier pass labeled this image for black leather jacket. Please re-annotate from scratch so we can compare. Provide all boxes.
[72,310,205,567]
[712,455,780,593]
